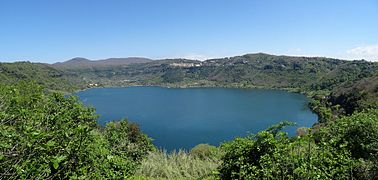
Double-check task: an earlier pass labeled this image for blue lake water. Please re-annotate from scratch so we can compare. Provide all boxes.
[76,87,318,151]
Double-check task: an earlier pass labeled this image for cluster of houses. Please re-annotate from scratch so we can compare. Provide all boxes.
[170,62,202,68]
[168,59,250,68]
[88,83,99,87]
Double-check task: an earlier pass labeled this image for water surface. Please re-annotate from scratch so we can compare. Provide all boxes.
[76,87,317,151]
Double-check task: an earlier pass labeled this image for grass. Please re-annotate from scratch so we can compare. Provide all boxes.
[134,149,220,179]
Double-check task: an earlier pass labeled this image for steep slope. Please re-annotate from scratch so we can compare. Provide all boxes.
[329,75,378,114]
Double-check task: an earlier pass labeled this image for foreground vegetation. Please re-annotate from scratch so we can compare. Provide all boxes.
[220,116,377,179]
[1,82,377,179]
[135,146,221,179]
[0,82,153,179]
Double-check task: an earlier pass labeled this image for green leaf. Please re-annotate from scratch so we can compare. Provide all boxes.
[46,140,56,147]
[53,161,59,169]
[51,155,67,169]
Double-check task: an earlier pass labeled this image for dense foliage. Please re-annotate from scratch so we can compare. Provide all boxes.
[219,110,378,179]
[103,120,154,162]
[53,53,377,91]
[328,75,378,115]
[317,109,378,178]
[0,62,83,92]
[0,82,153,179]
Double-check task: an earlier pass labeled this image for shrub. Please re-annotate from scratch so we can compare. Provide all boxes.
[0,82,99,178]
[316,109,378,179]
[189,144,220,160]
[104,120,155,162]
[0,82,152,179]
[219,121,354,179]
[296,127,309,136]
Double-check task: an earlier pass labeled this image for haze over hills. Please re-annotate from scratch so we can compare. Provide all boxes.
[53,57,153,69]
[51,52,376,69]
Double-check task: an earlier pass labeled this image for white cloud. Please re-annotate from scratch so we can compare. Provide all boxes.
[287,48,302,53]
[346,44,378,61]
[181,53,216,61]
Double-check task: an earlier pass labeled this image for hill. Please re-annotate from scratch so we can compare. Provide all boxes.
[2,53,377,115]
[0,62,84,92]
[329,75,378,115]
[53,57,153,69]
[53,53,377,116]
[56,53,377,90]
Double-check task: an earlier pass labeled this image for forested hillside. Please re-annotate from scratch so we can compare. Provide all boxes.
[1,54,377,116]
[53,53,378,116]
[329,75,378,114]
[2,53,377,116]
[53,53,377,90]
[0,62,84,92]
[53,57,152,69]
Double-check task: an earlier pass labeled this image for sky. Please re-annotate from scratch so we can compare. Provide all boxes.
[0,0,377,63]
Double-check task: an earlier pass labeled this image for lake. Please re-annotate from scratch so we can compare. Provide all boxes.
[76,87,318,151]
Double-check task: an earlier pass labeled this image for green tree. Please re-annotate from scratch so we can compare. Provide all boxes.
[0,82,152,179]
[316,109,378,179]
[104,120,154,162]
[219,121,355,179]
[0,82,98,178]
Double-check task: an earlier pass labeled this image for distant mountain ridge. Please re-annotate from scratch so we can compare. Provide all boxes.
[53,57,153,68]
[52,53,377,91]
[1,53,377,114]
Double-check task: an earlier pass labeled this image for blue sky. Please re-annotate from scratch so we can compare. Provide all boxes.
[0,0,377,63]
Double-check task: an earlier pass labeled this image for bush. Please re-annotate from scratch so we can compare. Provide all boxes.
[104,120,155,162]
[189,144,220,160]
[0,82,99,178]
[219,121,354,179]
[0,82,152,179]
[316,109,378,179]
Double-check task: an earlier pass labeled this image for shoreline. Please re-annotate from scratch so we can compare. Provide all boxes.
[73,83,321,126]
